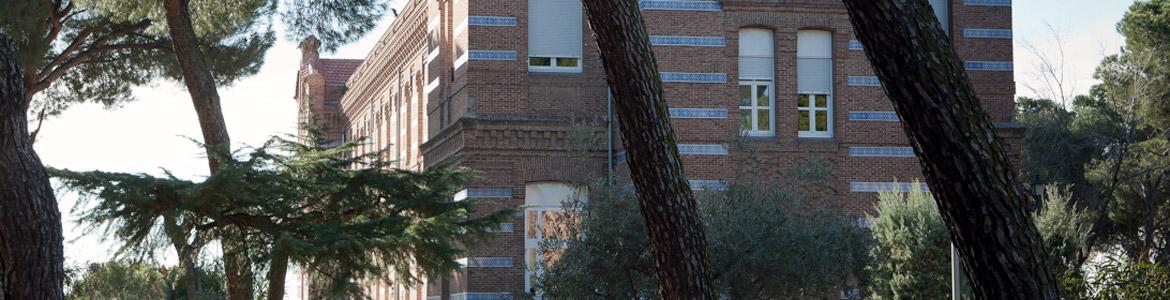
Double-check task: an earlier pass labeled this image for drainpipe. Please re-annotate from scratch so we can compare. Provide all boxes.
[607,88,614,186]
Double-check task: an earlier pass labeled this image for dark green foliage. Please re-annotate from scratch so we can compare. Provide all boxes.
[162,261,228,300]
[866,185,962,299]
[0,0,388,120]
[535,158,869,299]
[1091,260,1170,299]
[1016,97,1098,185]
[65,260,167,299]
[279,0,389,52]
[1117,0,1170,130]
[867,185,1092,299]
[51,134,515,297]
[1120,0,1170,64]
[63,259,228,300]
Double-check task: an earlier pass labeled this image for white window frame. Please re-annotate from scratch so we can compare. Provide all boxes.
[738,80,774,137]
[798,93,833,138]
[525,206,560,297]
[796,30,834,138]
[528,56,582,73]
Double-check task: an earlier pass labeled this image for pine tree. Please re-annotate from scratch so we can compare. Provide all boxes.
[52,131,515,299]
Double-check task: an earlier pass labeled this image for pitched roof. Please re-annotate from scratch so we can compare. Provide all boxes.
[315,59,364,87]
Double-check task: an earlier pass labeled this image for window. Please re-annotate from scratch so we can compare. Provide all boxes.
[738,28,774,136]
[930,0,950,34]
[525,183,585,297]
[528,0,583,72]
[797,30,833,138]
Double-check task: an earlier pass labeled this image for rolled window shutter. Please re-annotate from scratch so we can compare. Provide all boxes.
[528,0,583,58]
[738,28,774,80]
[798,59,832,94]
[930,0,949,34]
[797,30,832,94]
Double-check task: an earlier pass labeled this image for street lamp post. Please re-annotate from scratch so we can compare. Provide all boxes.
[1029,175,1047,212]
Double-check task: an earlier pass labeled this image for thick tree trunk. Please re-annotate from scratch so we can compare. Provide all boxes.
[265,242,289,300]
[841,0,1059,298]
[580,1,715,298]
[0,34,65,300]
[159,1,253,299]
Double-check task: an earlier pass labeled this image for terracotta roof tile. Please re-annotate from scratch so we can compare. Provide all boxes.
[316,59,363,87]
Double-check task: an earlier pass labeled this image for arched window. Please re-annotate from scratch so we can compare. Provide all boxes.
[738,28,775,137]
[524,182,586,296]
[797,30,833,138]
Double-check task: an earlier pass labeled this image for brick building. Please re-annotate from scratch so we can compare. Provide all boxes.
[293,0,1019,299]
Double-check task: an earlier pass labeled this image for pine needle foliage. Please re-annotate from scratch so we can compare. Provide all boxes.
[50,133,515,297]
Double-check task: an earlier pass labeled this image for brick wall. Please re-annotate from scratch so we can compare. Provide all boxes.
[301,0,1018,298]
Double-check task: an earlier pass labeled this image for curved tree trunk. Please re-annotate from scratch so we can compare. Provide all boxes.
[159,0,253,299]
[840,0,1059,298]
[580,1,716,298]
[0,34,65,300]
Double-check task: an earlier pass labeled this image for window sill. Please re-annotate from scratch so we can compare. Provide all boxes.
[796,136,836,143]
[528,67,583,74]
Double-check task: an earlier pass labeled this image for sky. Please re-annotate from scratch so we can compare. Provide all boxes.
[35,0,1136,283]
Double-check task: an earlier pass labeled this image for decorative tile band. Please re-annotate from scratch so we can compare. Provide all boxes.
[848,40,864,51]
[468,16,517,26]
[690,180,729,191]
[678,144,729,155]
[661,72,727,84]
[459,257,513,268]
[965,61,1014,71]
[669,108,728,119]
[848,76,882,87]
[964,28,1012,39]
[848,147,915,157]
[453,188,513,201]
[849,111,900,121]
[857,217,873,228]
[639,0,722,11]
[965,0,1011,6]
[850,182,930,193]
[649,35,726,47]
[619,184,636,195]
[451,293,514,300]
[469,50,517,60]
[485,223,514,233]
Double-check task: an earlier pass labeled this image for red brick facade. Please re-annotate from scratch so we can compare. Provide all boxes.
[294,0,1018,299]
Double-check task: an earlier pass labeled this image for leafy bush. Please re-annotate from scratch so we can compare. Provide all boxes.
[535,159,870,299]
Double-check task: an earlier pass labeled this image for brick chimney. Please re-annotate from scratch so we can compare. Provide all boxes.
[298,35,321,66]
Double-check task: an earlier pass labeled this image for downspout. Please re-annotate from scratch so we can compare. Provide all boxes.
[607,88,614,186]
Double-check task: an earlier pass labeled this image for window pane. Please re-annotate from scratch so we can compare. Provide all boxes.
[740,109,752,130]
[756,85,770,107]
[798,94,810,108]
[529,57,552,66]
[798,111,811,131]
[555,57,579,67]
[526,211,538,239]
[757,109,770,131]
[740,85,752,106]
[815,94,828,108]
[816,111,829,131]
